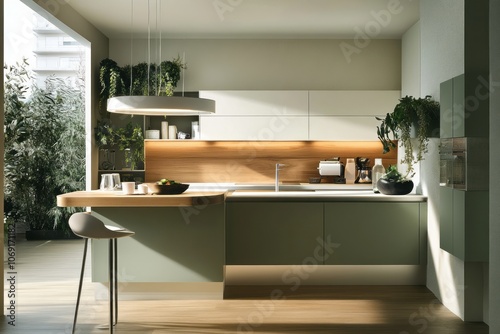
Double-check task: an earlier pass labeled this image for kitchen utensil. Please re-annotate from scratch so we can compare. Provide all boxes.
[161,121,169,139]
[121,182,135,195]
[100,174,115,190]
[145,130,160,139]
[137,183,149,194]
[345,158,356,184]
[168,125,177,139]
[355,157,371,183]
[111,173,121,190]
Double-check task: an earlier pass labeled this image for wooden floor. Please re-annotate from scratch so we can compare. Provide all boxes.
[2,237,489,334]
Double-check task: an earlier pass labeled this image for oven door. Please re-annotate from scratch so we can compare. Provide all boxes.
[439,138,466,189]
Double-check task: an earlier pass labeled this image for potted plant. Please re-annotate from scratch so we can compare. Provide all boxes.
[376,165,414,195]
[114,122,144,170]
[376,95,440,177]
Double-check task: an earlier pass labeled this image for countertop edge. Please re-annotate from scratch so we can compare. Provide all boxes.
[225,191,427,202]
[57,191,227,207]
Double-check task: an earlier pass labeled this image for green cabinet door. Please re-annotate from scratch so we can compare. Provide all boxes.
[226,202,324,265]
[439,187,454,253]
[324,202,423,265]
[452,74,465,137]
[440,77,453,138]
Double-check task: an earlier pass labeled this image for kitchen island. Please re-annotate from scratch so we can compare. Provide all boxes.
[57,189,427,297]
[57,190,226,285]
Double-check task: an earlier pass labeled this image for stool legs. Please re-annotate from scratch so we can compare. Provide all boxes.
[109,239,114,334]
[72,238,119,334]
[113,239,118,325]
[72,238,88,334]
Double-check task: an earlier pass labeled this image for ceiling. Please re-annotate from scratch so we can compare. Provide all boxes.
[66,0,420,39]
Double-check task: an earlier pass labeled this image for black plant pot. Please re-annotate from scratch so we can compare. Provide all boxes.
[377,178,414,195]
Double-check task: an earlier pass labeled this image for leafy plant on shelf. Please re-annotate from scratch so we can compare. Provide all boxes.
[114,122,144,170]
[376,95,440,178]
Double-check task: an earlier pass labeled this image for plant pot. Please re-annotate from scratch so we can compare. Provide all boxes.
[376,178,414,195]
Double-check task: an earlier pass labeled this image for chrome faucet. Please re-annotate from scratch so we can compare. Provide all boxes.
[275,163,287,192]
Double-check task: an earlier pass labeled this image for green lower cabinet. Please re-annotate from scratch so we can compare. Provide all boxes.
[225,202,324,265]
[91,204,225,282]
[439,187,454,253]
[324,202,424,265]
[440,188,489,261]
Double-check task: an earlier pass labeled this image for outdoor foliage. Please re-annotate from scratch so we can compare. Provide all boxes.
[4,59,86,231]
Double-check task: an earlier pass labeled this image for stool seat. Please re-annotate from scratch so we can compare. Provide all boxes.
[68,212,134,334]
[69,212,135,239]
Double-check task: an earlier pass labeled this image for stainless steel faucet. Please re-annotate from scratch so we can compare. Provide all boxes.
[275,163,287,192]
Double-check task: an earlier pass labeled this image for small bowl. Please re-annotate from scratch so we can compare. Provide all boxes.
[148,183,189,195]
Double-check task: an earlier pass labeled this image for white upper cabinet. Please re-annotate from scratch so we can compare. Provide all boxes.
[199,91,308,116]
[199,90,400,140]
[308,91,400,116]
[200,116,308,140]
[308,90,400,140]
[309,117,383,141]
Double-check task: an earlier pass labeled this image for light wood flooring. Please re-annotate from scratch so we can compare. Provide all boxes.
[2,237,489,334]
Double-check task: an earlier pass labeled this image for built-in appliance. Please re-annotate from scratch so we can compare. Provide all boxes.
[439,137,488,191]
[355,157,371,184]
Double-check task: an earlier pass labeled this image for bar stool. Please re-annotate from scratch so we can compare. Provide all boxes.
[69,212,135,334]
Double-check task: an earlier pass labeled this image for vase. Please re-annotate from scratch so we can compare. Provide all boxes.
[376,178,414,195]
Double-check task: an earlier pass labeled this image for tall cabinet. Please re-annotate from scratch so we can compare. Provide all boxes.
[439,74,489,262]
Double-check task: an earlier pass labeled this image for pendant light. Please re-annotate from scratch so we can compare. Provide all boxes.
[107,0,215,116]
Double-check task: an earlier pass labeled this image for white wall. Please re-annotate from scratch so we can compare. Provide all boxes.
[109,39,401,91]
[420,0,465,319]
[402,22,420,97]
[400,22,421,192]
[420,0,491,322]
[489,0,500,331]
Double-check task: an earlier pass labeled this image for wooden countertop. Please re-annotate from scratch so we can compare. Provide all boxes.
[57,190,226,207]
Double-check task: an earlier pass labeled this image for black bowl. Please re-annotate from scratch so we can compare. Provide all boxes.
[148,183,189,195]
[377,179,413,195]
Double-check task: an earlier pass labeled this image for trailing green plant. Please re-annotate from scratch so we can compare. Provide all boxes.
[99,55,186,107]
[4,59,86,232]
[376,95,440,177]
[98,58,126,118]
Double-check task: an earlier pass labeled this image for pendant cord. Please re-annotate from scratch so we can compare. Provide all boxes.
[182,52,185,97]
[147,0,151,96]
[158,0,162,96]
[129,0,133,96]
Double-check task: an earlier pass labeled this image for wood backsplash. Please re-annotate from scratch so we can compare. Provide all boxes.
[144,140,397,183]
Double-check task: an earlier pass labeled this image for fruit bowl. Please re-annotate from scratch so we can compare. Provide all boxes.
[148,183,189,195]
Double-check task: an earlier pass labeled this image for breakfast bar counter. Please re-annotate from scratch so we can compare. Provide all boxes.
[57,190,226,284]
[56,190,226,207]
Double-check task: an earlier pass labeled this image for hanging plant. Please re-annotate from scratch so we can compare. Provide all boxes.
[376,95,440,178]
[98,58,126,118]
